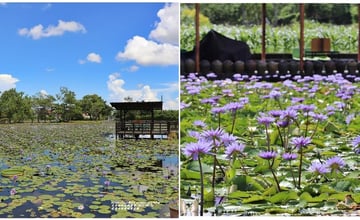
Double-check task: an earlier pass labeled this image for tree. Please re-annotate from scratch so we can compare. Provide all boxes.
[0,89,31,123]
[55,87,80,122]
[80,94,108,120]
[32,92,56,122]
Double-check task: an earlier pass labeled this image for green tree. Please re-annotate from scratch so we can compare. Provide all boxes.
[55,87,80,122]
[0,89,31,123]
[80,94,108,120]
[32,92,56,122]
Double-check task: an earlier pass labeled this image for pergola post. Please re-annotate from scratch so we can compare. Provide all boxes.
[195,3,200,73]
[300,3,305,73]
[358,4,360,62]
[261,3,266,61]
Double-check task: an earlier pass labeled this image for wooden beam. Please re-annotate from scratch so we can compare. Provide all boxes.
[262,3,266,61]
[358,4,360,62]
[300,3,305,73]
[195,3,200,73]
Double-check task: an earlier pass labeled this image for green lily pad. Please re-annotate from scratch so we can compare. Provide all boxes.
[1,167,24,177]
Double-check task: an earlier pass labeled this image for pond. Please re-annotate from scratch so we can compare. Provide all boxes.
[180,73,360,217]
[0,121,178,218]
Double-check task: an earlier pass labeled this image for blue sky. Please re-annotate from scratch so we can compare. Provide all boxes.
[0,2,179,110]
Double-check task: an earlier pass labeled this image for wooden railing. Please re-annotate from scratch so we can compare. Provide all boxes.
[115,120,178,139]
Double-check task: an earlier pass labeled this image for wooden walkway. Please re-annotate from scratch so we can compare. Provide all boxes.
[115,120,178,139]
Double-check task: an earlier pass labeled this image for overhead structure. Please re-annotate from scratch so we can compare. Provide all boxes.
[110,101,177,139]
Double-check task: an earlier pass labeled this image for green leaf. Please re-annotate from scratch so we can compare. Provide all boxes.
[180,169,200,180]
[242,195,266,204]
[232,175,265,192]
[228,190,251,199]
[186,161,213,173]
[299,192,328,202]
[332,180,352,192]
[267,190,298,204]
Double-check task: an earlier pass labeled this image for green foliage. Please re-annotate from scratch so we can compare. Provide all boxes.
[181,21,358,53]
[267,190,298,204]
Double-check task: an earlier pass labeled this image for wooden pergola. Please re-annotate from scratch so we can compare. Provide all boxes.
[194,3,360,73]
[110,101,177,139]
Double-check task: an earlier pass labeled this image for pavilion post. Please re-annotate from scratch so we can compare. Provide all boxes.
[358,4,360,62]
[300,3,305,73]
[195,3,200,73]
[261,3,266,61]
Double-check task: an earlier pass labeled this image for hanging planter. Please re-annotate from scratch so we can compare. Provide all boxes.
[211,60,223,75]
[200,60,211,76]
[234,60,245,74]
[288,61,299,75]
[335,60,346,74]
[313,61,324,74]
[278,61,288,75]
[325,61,336,74]
[303,61,314,76]
[267,61,278,75]
[223,60,234,78]
[184,59,196,74]
[256,60,267,76]
[245,60,257,75]
[347,60,357,75]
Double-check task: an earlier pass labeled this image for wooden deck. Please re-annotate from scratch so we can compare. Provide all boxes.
[115,120,178,139]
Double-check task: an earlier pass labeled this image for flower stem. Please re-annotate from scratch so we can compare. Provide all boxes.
[268,160,281,192]
[230,111,237,134]
[265,126,270,151]
[198,156,204,216]
[298,148,303,188]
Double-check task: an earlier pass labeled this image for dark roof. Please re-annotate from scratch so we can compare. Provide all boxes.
[181,29,252,62]
[110,101,162,111]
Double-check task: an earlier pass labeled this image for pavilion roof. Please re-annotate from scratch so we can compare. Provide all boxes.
[110,101,162,111]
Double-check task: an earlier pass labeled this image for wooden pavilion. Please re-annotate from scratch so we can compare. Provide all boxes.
[110,101,178,139]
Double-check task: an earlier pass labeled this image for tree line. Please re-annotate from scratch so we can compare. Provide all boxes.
[182,3,357,26]
[0,87,112,123]
[0,87,179,124]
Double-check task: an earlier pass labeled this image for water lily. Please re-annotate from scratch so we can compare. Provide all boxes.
[10,188,16,196]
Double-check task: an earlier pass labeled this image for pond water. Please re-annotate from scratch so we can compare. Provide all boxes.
[0,122,178,218]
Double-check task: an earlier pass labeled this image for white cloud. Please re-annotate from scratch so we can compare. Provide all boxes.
[79,52,102,64]
[0,74,19,92]
[129,65,139,72]
[42,3,52,11]
[87,52,102,63]
[115,3,179,67]
[18,20,86,40]
[39,89,48,97]
[107,73,178,110]
[115,36,178,66]
[149,3,179,45]
[45,67,55,72]
[107,73,159,102]
[163,98,179,110]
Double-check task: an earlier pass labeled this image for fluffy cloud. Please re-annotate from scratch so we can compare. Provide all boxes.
[115,3,179,66]
[149,3,179,45]
[18,20,86,40]
[107,73,158,102]
[163,98,179,110]
[107,73,178,110]
[0,74,19,92]
[79,52,102,64]
[87,53,101,63]
[115,36,178,66]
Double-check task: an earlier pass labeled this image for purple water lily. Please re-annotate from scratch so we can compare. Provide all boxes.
[325,156,345,172]
[308,161,330,175]
[225,142,245,158]
[182,140,212,160]
[258,151,277,160]
[291,136,311,149]
[282,153,298,161]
